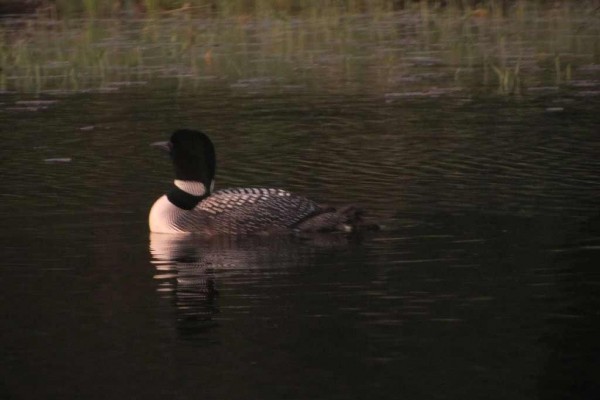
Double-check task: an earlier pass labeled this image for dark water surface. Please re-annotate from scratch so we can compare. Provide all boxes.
[1,82,599,399]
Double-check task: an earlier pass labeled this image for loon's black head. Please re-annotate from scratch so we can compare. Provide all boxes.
[155,129,216,189]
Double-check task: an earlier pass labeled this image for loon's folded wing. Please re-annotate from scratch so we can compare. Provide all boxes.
[197,188,322,234]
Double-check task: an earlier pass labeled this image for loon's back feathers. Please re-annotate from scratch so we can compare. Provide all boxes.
[188,188,322,234]
[149,129,376,235]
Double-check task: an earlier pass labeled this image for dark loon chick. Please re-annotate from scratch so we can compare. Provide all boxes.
[149,129,374,235]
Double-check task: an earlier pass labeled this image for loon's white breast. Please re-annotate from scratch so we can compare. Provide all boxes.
[149,195,187,234]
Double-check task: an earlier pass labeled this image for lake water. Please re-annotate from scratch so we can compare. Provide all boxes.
[1,9,600,400]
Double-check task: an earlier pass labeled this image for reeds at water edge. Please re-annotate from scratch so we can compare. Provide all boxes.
[1,0,597,94]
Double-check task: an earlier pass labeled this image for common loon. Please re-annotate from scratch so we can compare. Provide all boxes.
[149,129,374,234]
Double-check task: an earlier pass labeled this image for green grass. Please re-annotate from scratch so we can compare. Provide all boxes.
[0,0,598,94]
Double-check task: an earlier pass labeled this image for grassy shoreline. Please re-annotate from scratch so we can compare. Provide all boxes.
[1,1,592,18]
[1,1,598,95]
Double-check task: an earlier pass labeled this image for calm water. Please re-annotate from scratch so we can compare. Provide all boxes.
[1,12,600,398]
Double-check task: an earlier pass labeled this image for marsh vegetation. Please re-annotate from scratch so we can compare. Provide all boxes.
[1,0,598,95]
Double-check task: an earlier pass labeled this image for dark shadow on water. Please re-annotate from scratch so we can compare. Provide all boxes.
[538,214,600,400]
